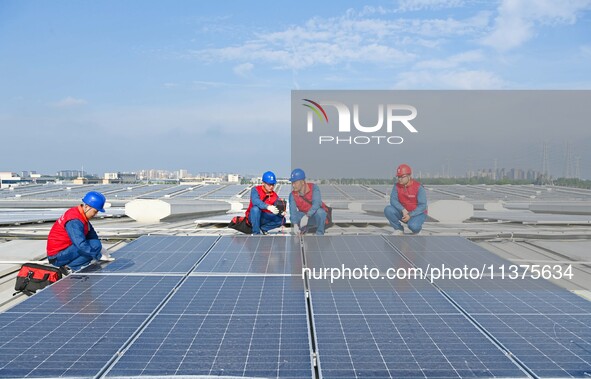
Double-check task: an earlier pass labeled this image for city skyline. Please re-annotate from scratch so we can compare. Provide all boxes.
[3,164,566,181]
[1,1,590,178]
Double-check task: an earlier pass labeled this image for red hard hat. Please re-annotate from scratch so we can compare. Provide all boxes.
[396,164,412,177]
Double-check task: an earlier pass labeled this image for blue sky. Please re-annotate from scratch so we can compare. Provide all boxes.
[1,0,590,178]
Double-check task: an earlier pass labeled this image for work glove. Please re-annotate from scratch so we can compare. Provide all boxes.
[267,205,279,215]
[300,215,309,228]
[100,247,115,262]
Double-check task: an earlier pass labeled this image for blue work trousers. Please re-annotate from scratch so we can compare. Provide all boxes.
[300,208,327,235]
[49,240,102,271]
[249,207,284,234]
[384,205,426,234]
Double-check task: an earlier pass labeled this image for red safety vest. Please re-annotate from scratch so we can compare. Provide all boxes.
[292,183,330,224]
[46,205,90,256]
[396,180,427,213]
[245,185,278,220]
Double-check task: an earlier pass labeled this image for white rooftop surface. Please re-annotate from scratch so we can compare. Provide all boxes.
[0,207,126,226]
[473,210,591,224]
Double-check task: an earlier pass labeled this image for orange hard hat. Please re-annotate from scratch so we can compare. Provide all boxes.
[396,164,412,177]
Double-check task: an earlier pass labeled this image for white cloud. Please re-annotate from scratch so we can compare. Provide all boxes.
[482,0,591,51]
[233,62,254,78]
[190,10,493,70]
[415,50,484,69]
[397,0,464,12]
[395,69,505,89]
[51,97,87,108]
[410,11,490,36]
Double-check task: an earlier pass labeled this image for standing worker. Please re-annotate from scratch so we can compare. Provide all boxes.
[288,168,329,235]
[384,164,428,235]
[46,191,114,271]
[245,171,285,235]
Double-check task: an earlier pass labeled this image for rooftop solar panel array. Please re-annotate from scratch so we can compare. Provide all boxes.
[172,184,219,199]
[110,184,171,199]
[4,183,591,205]
[275,184,292,199]
[0,184,49,198]
[85,235,218,274]
[317,185,351,201]
[2,185,70,199]
[1,235,589,378]
[335,185,384,200]
[202,184,250,199]
[0,275,180,378]
[136,184,192,199]
[388,236,591,378]
[108,276,312,378]
[42,184,125,200]
[368,184,391,196]
[193,235,302,275]
[304,236,529,378]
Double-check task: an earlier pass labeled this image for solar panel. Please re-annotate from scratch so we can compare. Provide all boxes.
[202,184,249,199]
[305,236,529,378]
[386,235,511,270]
[81,235,218,273]
[433,277,591,377]
[2,234,589,378]
[388,236,591,378]
[194,235,302,275]
[473,314,591,378]
[0,275,181,378]
[305,235,411,274]
[5,275,181,314]
[106,276,313,377]
[0,312,147,377]
[309,277,528,378]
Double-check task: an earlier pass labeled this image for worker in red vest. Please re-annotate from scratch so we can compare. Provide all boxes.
[46,191,114,271]
[288,168,329,235]
[245,171,285,235]
[384,164,428,235]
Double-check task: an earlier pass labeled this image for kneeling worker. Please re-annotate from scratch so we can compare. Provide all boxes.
[47,191,114,271]
[245,171,285,235]
[288,168,329,235]
[384,164,428,235]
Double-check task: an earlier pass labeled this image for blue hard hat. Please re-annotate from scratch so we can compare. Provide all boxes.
[290,168,306,182]
[82,191,106,212]
[262,171,277,185]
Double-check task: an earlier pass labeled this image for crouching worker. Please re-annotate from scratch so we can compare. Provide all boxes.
[245,171,286,235]
[46,191,114,271]
[384,164,428,235]
[288,168,329,235]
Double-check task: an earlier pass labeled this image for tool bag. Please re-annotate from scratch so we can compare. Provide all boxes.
[275,198,287,215]
[14,263,69,296]
[228,216,253,234]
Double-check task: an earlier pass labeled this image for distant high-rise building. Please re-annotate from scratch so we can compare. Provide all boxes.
[57,170,84,178]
